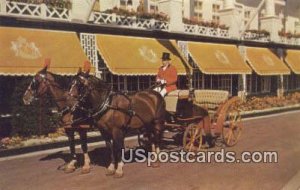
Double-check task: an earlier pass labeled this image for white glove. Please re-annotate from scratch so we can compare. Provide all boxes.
[160,79,166,84]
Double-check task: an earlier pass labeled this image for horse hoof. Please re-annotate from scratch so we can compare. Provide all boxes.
[105,169,115,176]
[151,162,160,168]
[114,172,124,178]
[64,167,76,174]
[81,166,91,174]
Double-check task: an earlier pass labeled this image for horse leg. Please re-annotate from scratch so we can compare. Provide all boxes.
[112,128,125,178]
[79,128,91,174]
[64,128,77,173]
[100,129,115,176]
[151,120,164,168]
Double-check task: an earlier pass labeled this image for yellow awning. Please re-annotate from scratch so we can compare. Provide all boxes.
[245,47,290,75]
[284,49,300,74]
[187,42,252,74]
[96,34,188,75]
[0,27,92,76]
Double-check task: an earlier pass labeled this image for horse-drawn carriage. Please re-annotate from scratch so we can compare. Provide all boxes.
[23,64,243,177]
[138,89,243,151]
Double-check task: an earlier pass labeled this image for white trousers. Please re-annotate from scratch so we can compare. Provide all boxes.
[153,86,167,97]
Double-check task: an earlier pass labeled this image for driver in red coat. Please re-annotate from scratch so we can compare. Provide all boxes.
[154,52,178,97]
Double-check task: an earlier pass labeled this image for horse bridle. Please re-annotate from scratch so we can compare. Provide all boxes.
[69,75,146,126]
[29,73,68,103]
[27,74,50,99]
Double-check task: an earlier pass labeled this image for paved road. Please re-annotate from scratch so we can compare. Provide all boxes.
[1,111,300,190]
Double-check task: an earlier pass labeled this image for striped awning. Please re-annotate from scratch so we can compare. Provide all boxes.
[0,27,92,76]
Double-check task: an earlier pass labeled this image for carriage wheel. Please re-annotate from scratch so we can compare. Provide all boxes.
[222,108,243,147]
[183,123,203,152]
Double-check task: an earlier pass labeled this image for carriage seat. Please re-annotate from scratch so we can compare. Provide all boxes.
[194,90,229,111]
[164,90,190,112]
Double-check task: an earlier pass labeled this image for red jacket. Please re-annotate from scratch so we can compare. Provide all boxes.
[156,64,178,93]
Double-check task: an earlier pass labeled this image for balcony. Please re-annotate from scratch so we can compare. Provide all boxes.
[0,1,69,21]
[243,30,271,42]
[0,0,299,46]
[183,24,229,38]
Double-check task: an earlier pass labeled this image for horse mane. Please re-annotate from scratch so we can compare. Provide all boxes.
[87,75,111,91]
[45,71,72,90]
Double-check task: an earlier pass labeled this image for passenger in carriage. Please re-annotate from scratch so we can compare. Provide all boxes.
[154,52,178,97]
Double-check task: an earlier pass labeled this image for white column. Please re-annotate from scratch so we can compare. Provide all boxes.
[0,0,6,13]
[183,0,192,19]
[224,0,235,10]
[237,45,247,100]
[40,3,47,19]
[277,48,284,97]
[219,0,241,39]
[295,22,300,33]
[265,0,275,17]
[158,0,184,32]
[99,0,114,12]
[71,0,96,23]
[260,0,281,42]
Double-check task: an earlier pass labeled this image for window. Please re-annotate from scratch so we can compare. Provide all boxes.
[150,5,158,13]
[105,74,126,91]
[246,74,253,93]
[204,75,233,95]
[120,0,126,8]
[126,76,156,92]
[138,76,153,90]
[194,13,203,20]
[261,76,271,93]
[212,15,220,23]
[178,76,189,89]
[219,75,232,93]
[195,1,203,10]
[127,76,138,92]
[284,74,300,91]
[296,76,300,89]
[212,4,220,13]
[244,11,251,18]
[192,70,203,89]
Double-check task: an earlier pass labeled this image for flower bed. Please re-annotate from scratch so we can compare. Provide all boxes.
[0,127,66,149]
[278,30,300,39]
[182,18,229,30]
[103,7,169,22]
[236,92,300,111]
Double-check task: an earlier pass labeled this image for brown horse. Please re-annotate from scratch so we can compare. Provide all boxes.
[69,72,166,178]
[22,66,92,174]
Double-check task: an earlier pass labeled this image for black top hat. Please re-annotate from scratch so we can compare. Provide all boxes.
[161,52,171,61]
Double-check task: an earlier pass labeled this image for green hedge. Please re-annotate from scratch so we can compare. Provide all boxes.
[0,76,64,137]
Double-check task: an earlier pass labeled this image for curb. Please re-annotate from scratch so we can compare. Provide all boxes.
[1,106,300,158]
[241,105,300,119]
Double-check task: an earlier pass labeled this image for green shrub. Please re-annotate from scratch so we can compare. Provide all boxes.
[9,77,57,137]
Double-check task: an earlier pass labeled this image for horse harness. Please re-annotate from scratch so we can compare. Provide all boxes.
[70,88,146,128]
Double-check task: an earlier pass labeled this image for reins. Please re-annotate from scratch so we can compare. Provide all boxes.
[71,79,147,127]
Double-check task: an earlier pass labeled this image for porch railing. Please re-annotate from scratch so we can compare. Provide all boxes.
[2,1,69,21]
[0,0,300,46]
